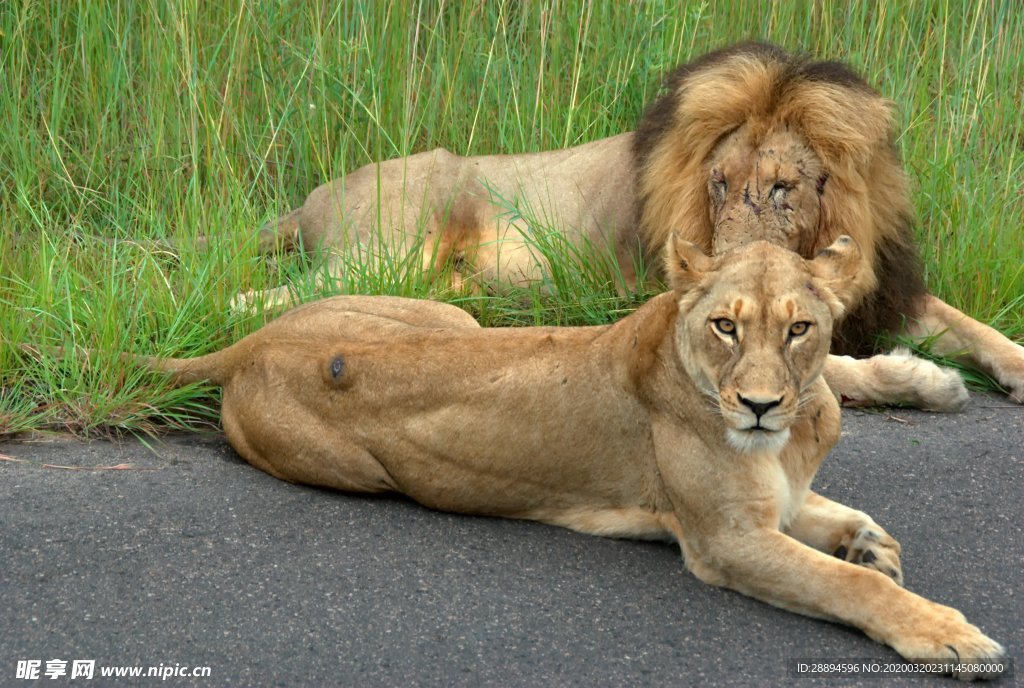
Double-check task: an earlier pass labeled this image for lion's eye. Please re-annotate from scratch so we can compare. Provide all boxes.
[713,318,737,337]
[770,181,791,202]
[710,170,727,199]
[788,321,812,338]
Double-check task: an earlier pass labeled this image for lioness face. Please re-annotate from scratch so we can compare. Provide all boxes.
[707,126,827,257]
[669,238,858,453]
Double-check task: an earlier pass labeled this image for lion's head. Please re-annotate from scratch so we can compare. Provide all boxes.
[668,235,860,453]
[633,42,926,355]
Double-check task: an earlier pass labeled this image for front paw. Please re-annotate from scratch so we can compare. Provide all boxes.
[1004,367,1024,404]
[890,602,1006,680]
[995,344,1024,403]
[917,360,970,412]
[887,348,969,412]
[834,526,903,586]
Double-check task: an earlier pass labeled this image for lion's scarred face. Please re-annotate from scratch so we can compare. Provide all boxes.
[707,126,828,256]
[668,237,859,453]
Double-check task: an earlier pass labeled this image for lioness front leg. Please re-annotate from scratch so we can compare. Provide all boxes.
[907,294,1024,403]
[785,492,902,585]
[690,530,1004,678]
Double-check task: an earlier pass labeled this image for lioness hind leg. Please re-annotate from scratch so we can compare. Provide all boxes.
[823,349,968,412]
[785,492,902,585]
[222,400,399,494]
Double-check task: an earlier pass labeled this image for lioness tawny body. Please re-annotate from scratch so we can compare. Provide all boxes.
[143,238,1003,678]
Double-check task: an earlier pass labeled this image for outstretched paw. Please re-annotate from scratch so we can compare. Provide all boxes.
[1002,355,1024,404]
[891,601,1006,680]
[834,526,903,585]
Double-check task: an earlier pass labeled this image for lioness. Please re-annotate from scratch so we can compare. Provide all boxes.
[140,237,1003,678]
[230,42,1022,405]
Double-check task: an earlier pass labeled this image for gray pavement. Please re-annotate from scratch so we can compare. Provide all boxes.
[1,394,1021,687]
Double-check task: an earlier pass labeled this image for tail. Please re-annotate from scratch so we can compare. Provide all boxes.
[84,207,301,257]
[86,235,205,254]
[19,344,231,387]
[136,351,231,386]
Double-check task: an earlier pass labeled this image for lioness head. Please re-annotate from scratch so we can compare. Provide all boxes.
[668,235,860,452]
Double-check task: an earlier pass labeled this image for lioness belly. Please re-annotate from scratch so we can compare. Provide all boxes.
[530,506,682,542]
[335,372,654,516]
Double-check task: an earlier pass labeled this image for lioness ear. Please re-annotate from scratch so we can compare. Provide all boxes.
[666,233,713,292]
[808,235,861,310]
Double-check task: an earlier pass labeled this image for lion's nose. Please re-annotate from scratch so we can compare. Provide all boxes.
[737,394,783,419]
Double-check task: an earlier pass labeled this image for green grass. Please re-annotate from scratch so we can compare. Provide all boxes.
[1,0,1021,435]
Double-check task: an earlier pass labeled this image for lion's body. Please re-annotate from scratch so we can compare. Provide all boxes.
[252,133,638,295]
[142,239,1003,676]
[237,42,1023,403]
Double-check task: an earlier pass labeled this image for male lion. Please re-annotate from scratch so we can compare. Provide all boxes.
[235,42,1022,405]
[137,237,1003,678]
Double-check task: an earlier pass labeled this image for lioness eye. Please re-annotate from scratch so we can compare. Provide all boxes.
[713,318,737,336]
[789,321,811,338]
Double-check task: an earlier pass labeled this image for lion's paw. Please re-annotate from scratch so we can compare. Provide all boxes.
[917,360,971,412]
[229,293,249,316]
[887,348,969,412]
[999,349,1024,404]
[229,290,258,317]
[890,602,1006,680]
[834,526,903,586]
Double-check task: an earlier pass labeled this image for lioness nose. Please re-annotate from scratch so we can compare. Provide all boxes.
[737,394,783,419]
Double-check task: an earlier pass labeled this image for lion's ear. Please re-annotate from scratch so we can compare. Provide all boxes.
[808,235,861,311]
[666,233,713,293]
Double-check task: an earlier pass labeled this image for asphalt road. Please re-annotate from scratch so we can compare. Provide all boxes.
[1,394,1021,687]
